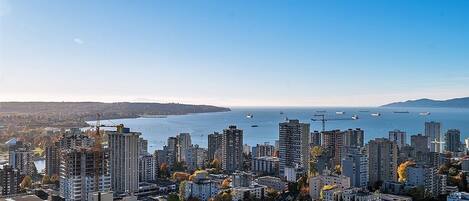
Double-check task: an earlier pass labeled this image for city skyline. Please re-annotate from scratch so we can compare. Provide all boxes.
[2,0,469,106]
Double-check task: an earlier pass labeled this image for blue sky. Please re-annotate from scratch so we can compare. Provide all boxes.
[1,0,469,106]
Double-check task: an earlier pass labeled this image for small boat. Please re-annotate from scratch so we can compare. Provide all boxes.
[280,112,284,115]
[393,111,409,114]
[419,112,431,116]
[251,125,259,127]
[371,113,381,117]
[336,111,345,115]
[352,115,359,120]
[246,114,254,118]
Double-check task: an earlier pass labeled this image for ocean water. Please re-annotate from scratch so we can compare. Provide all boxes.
[88,107,469,153]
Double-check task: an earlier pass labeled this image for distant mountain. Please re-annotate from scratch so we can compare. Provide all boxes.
[0,102,230,118]
[381,97,469,108]
[0,102,230,128]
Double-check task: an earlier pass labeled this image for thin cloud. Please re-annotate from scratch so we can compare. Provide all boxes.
[73,38,84,45]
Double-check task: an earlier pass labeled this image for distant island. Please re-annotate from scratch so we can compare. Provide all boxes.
[381,97,469,108]
[0,102,230,128]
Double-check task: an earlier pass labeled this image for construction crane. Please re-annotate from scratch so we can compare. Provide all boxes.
[311,114,357,132]
[91,113,124,192]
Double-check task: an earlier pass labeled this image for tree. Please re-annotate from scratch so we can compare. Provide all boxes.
[265,188,279,201]
[397,160,415,183]
[221,178,231,189]
[334,165,341,175]
[168,193,180,201]
[187,197,202,201]
[160,163,170,178]
[309,146,324,176]
[179,181,187,200]
[212,192,232,201]
[42,175,50,184]
[449,167,459,176]
[20,176,32,189]
[172,172,190,182]
[173,161,186,172]
[211,159,221,170]
[50,174,59,185]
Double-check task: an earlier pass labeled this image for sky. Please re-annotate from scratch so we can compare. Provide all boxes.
[1,0,469,107]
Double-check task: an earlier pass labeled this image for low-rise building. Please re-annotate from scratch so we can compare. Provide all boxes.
[232,171,253,188]
[309,170,350,200]
[251,156,279,176]
[254,176,287,192]
[183,171,219,201]
[381,181,405,195]
[448,192,469,201]
[378,194,412,201]
[232,184,267,201]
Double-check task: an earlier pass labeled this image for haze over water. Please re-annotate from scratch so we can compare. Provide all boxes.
[89,107,469,153]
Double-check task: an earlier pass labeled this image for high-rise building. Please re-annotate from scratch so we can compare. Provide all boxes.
[8,141,34,176]
[411,134,429,154]
[406,165,443,198]
[177,133,192,162]
[221,125,243,172]
[445,129,461,153]
[243,144,251,155]
[139,154,156,182]
[322,130,345,167]
[60,128,92,149]
[166,137,178,167]
[389,129,406,149]
[207,132,223,163]
[154,149,168,168]
[341,153,369,188]
[425,121,441,152]
[0,165,21,196]
[59,147,111,201]
[279,119,310,177]
[138,137,148,155]
[107,126,141,195]
[311,131,321,147]
[252,143,275,157]
[343,128,364,148]
[367,138,398,186]
[45,141,60,177]
[186,145,208,171]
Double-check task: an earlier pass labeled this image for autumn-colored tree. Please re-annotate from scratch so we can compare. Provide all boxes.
[160,163,170,178]
[211,159,221,170]
[320,185,336,200]
[50,174,59,184]
[42,175,50,184]
[221,178,231,189]
[334,165,341,175]
[397,160,415,183]
[189,174,195,181]
[309,146,324,176]
[172,172,190,182]
[20,176,32,189]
